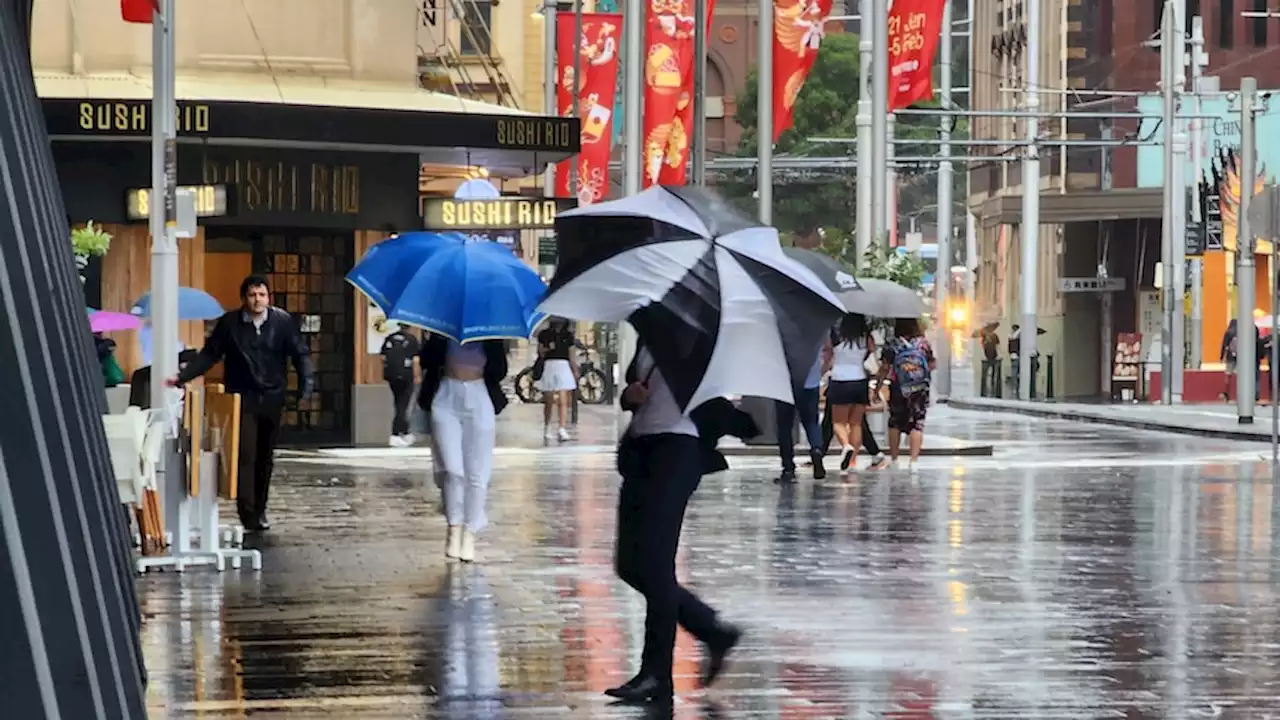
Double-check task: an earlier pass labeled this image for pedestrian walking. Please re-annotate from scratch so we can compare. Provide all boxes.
[1221,319,1262,401]
[773,339,827,483]
[875,318,936,473]
[418,334,509,563]
[535,317,578,441]
[826,313,876,474]
[170,275,313,532]
[380,325,421,447]
[606,341,745,708]
[821,393,887,469]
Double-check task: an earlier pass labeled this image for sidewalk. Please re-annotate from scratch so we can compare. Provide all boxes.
[949,396,1280,442]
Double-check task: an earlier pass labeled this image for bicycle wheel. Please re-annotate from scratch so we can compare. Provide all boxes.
[578,368,608,404]
[515,368,543,404]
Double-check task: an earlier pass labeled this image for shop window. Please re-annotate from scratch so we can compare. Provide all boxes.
[459,0,493,56]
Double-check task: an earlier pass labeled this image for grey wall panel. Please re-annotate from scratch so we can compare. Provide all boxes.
[0,0,148,718]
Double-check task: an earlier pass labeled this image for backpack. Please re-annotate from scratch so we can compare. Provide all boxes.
[892,338,931,395]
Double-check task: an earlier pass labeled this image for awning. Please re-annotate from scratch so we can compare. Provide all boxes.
[974,188,1163,227]
[37,72,579,177]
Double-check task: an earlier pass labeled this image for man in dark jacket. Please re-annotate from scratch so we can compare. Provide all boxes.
[170,275,313,531]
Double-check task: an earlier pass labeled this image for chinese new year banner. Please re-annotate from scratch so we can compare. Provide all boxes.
[886,0,946,111]
[656,0,715,185]
[642,0,698,187]
[772,0,833,142]
[556,13,623,204]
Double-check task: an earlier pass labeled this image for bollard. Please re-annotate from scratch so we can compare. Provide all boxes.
[1046,353,1055,401]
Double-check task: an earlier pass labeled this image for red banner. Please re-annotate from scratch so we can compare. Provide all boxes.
[641,0,698,187]
[556,13,623,204]
[771,0,833,142]
[886,0,946,111]
[656,0,715,185]
[121,0,157,23]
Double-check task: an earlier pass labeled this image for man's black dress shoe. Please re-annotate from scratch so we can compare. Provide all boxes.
[603,674,671,705]
[701,624,743,687]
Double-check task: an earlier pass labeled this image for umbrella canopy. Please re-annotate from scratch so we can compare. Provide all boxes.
[87,308,141,333]
[781,248,861,293]
[131,287,224,320]
[347,231,546,343]
[541,185,844,410]
[836,278,927,319]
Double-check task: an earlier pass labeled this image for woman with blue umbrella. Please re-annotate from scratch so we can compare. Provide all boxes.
[349,231,546,563]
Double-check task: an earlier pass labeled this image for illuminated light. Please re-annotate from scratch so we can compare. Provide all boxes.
[948,519,963,548]
[948,579,969,615]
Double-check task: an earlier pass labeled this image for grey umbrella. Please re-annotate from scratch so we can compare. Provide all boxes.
[782,248,925,319]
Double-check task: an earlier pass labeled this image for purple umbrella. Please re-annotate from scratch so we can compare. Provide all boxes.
[88,308,142,333]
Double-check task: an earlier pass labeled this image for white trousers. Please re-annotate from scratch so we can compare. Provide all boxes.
[431,378,496,533]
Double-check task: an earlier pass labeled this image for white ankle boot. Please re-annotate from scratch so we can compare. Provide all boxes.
[459,529,477,563]
[445,525,462,559]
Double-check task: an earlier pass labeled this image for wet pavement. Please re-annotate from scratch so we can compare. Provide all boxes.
[140,406,1280,718]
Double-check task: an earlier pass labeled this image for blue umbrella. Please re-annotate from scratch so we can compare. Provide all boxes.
[348,231,546,343]
[131,287,225,320]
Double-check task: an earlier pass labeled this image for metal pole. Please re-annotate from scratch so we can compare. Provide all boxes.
[1170,1,1187,403]
[935,0,953,401]
[870,0,887,242]
[150,0,178,417]
[1238,76,1257,424]
[1188,16,1204,369]
[886,113,896,243]
[1018,0,1040,401]
[1159,0,1174,405]
[543,1,558,199]
[758,0,773,224]
[570,0,584,197]
[618,0,644,423]
[855,0,873,259]
[692,0,708,185]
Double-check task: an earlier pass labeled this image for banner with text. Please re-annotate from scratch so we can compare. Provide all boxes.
[886,0,946,112]
[642,0,697,187]
[771,0,833,142]
[657,0,716,184]
[556,13,623,204]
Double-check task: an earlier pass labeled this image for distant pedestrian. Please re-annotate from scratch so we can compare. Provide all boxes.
[94,333,125,388]
[380,325,421,447]
[536,317,578,442]
[1221,319,1262,401]
[876,318,935,474]
[170,275,313,532]
[418,334,509,563]
[826,313,876,474]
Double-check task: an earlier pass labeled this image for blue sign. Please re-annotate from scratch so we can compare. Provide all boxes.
[1135,94,1280,188]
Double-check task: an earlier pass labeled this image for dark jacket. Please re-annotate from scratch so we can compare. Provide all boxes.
[618,350,759,477]
[416,335,510,416]
[177,307,313,402]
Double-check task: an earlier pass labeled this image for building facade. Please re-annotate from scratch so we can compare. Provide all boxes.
[35,0,575,444]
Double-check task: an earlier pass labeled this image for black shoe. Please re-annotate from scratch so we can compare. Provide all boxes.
[811,451,826,480]
[773,469,797,485]
[604,674,671,705]
[701,624,743,687]
[839,448,855,471]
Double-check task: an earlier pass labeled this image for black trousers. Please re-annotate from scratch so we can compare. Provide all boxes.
[388,377,414,436]
[615,433,725,688]
[237,395,283,522]
[820,394,882,456]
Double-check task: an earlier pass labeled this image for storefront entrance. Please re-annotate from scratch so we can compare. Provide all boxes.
[206,228,354,445]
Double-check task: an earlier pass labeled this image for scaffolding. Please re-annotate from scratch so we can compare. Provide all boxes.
[417,0,521,108]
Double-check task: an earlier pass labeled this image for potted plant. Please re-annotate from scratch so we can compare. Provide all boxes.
[71,220,112,285]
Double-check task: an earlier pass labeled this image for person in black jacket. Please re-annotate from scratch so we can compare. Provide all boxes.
[416,333,509,563]
[605,341,750,709]
[170,275,313,531]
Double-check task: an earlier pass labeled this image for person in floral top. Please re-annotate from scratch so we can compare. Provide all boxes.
[875,318,936,474]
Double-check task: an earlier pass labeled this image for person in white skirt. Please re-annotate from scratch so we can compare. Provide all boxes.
[417,334,509,562]
[535,318,578,441]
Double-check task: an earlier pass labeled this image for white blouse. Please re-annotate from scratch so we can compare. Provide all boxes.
[626,347,698,438]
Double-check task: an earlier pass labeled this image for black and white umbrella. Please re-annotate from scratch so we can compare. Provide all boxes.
[783,248,925,318]
[539,185,845,410]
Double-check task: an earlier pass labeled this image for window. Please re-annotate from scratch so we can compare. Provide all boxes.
[1251,0,1268,46]
[459,0,492,56]
[1220,0,1235,48]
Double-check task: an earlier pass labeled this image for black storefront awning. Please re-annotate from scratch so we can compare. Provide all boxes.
[42,98,580,178]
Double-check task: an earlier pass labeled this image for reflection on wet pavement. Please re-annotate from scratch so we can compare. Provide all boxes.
[142,409,1280,718]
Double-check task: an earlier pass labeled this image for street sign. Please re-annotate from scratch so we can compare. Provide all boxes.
[1206,193,1223,250]
[1058,277,1126,293]
[1247,184,1280,240]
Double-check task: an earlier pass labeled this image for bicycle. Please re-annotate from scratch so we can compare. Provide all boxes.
[514,346,611,405]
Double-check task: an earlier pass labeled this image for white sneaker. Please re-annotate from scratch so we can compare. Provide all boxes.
[401,433,416,446]
[557,426,571,441]
[388,435,405,448]
[459,529,477,563]
[445,525,462,559]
